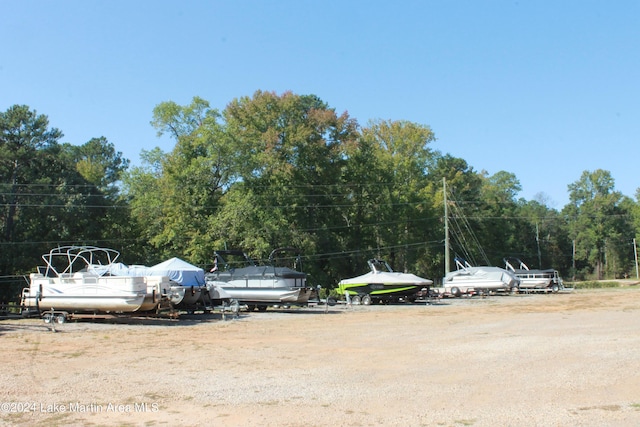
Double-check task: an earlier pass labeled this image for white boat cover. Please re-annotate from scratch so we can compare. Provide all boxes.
[147,257,206,286]
[445,266,519,288]
[89,257,205,287]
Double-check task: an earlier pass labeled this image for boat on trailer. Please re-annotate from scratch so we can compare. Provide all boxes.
[442,257,520,297]
[88,256,232,311]
[337,259,433,304]
[21,246,157,320]
[204,248,313,311]
[503,257,563,293]
[144,257,206,309]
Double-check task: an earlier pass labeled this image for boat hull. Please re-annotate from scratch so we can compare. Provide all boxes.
[338,268,433,301]
[513,271,562,291]
[138,276,172,312]
[206,281,302,304]
[205,265,311,305]
[443,266,520,295]
[337,282,424,298]
[23,273,148,313]
[169,285,204,308]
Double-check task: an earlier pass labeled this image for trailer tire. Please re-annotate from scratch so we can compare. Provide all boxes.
[351,295,361,305]
[451,287,462,297]
[551,284,559,293]
[43,313,52,324]
[361,295,372,305]
[56,314,66,324]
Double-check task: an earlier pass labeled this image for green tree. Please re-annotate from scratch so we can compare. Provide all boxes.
[0,105,62,242]
[0,106,132,302]
[121,148,167,263]
[514,199,571,273]
[215,91,359,285]
[71,136,129,188]
[476,170,524,265]
[564,170,634,279]
[124,97,231,263]
[348,119,436,276]
[423,155,483,278]
[64,137,133,259]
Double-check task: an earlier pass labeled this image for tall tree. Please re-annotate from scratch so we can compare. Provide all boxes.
[0,105,62,242]
[422,155,483,278]
[564,170,633,279]
[0,105,132,302]
[63,137,132,257]
[476,170,524,265]
[351,119,436,274]
[515,199,571,272]
[216,91,358,284]
[121,148,167,263]
[125,96,231,262]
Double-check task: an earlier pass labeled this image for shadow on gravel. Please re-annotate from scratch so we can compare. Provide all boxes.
[0,321,52,336]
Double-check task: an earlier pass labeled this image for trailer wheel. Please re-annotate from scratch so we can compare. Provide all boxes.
[55,314,66,324]
[43,313,52,324]
[351,295,361,305]
[450,287,462,297]
[551,284,559,293]
[361,294,372,305]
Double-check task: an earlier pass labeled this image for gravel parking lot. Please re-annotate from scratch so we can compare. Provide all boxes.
[1,287,639,426]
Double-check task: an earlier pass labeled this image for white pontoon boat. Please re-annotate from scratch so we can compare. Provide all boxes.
[21,246,149,315]
[504,258,563,293]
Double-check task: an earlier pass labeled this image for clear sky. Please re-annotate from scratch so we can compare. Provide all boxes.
[2,0,638,208]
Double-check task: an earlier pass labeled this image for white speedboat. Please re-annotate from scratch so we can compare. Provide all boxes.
[21,246,148,314]
[504,258,563,293]
[443,258,520,296]
[337,259,433,304]
[204,248,312,310]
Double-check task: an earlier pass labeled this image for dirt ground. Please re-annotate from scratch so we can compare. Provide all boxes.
[1,287,640,427]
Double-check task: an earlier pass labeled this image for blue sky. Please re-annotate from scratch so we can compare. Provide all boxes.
[2,0,638,208]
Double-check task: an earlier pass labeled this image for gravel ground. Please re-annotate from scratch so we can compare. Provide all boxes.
[1,287,639,426]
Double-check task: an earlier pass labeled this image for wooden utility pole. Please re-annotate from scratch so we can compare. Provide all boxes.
[634,238,639,279]
[443,178,450,276]
[572,239,576,281]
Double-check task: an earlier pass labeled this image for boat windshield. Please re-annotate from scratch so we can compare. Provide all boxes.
[212,251,256,271]
[368,259,393,273]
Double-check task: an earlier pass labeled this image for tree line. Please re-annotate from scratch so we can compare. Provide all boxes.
[1,93,638,302]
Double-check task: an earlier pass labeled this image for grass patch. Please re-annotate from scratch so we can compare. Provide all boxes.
[66,351,86,358]
[570,281,621,289]
[579,405,621,411]
[143,392,165,401]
